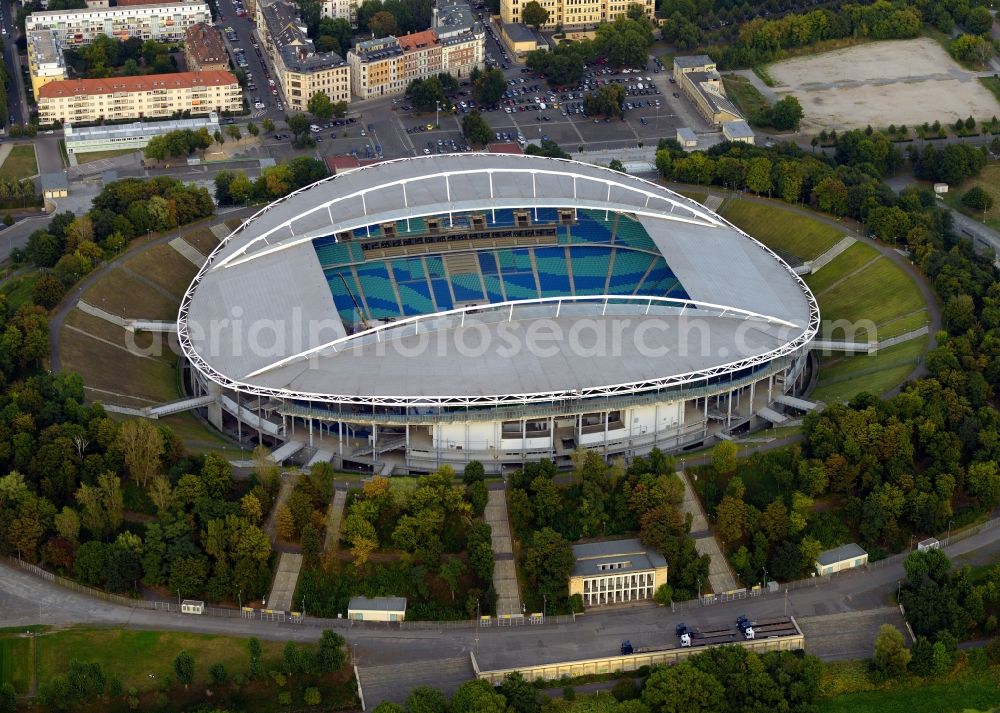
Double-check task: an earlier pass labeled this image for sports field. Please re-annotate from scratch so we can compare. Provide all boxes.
[767,38,1000,131]
[719,199,845,261]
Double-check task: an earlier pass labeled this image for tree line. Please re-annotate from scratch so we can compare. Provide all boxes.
[65,35,177,79]
[527,16,655,86]
[214,156,328,206]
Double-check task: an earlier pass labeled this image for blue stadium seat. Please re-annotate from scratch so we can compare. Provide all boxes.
[614,215,658,252]
[354,263,401,319]
[398,282,436,316]
[572,211,615,244]
[430,279,454,310]
[534,247,572,296]
[451,273,484,301]
[478,252,499,276]
[569,245,613,295]
[482,275,505,303]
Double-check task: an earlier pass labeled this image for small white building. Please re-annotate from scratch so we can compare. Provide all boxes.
[722,120,755,145]
[917,537,940,552]
[815,543,868,576]
[348,596,407,622]
[676,127,698,148]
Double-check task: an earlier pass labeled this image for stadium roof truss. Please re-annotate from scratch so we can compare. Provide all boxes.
[212,154,724,271]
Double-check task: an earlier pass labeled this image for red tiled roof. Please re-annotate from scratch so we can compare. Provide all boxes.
[38,70,238,99]
[324,155,383,173]
[398,29,438,51]
[487,142,523,154]
[185,23,227,66]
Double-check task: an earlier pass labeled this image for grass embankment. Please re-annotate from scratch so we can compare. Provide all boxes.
[0,144,39,179]
[719,198,844,261]
[819,659,1000,713]
[981,76,1000,105]
[942,163,1000,234]
[75,148,139,164]
[0,267,41,309]
[722,75,772,125]
[717,198,931,402]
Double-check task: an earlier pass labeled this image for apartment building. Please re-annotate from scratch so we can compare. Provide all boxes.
[27,29,68,96]
[257,0,351,112]
[25,0,211,46]
[346,25,483,100]
[321,0,361,25]
[184,23,229,72]
[38,70,242,124]
[500,0,653,30]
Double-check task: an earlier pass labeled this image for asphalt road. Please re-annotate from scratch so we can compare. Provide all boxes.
[1,2,27,126]
[2,514,998,673]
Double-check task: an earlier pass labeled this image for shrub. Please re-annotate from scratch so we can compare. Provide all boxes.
[962,186,993,212]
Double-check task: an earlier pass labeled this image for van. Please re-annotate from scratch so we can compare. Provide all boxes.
[309,124,320,133]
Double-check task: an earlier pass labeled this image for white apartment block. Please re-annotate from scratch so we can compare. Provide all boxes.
[321,0,361,25]
[500,0,654,29]
[38,70,242,124]
[25,1,211,46]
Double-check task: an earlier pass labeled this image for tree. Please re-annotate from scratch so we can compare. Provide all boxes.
[498,672,539,713]
[584,83,626,118]
[439,558,466,600]
[609,159,625,173]
[473,67,506,107]
[406,77,446,113]
[463,461,485,485]
[304,687,321,706]
[769,95,804,131]
[522,0,549,28]
[641,662,725,713]
[451,679,508,713]
[462,111,492,146]
[173,651,195,686]
[405,685,448,713]
[967,461,1000,507]
[965,6,994,35]
[522,527,575,607]
[246,122,259,137]
[962,186,993,212]
[369,10,398,37]
[316,630,347,672]
[115,418,164,488]
[227,125,242,141]
[372,704,406,713]
[308,91,334,120]
[0,683,16,713]
[209,662,228,684]
[745,156,773,195]
[32,273,67,308]
[872,624,910,681]
[711,440,737,475]
[262,117,275,132]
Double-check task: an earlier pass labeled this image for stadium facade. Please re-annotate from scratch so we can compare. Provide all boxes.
[179,154,818,474]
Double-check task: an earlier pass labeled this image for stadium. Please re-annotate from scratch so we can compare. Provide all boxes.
[178,154,819,474]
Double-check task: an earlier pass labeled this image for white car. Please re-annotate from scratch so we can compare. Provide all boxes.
[254,101,265,109]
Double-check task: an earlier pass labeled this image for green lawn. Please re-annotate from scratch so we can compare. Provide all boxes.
[816,257,928,335]
[157,411,248,460]
[722,74,771,125]
[35,628,289,693]
[75,148,139,164]
[719,200,845,261]
[804,242,879,294]
[0,268,40,309]
[942,163,1000,234]
[811,339,926,403]
[0,635,33,694]
[981,76,1000,105]
[820,670,1000,713]
[0,144,38,179]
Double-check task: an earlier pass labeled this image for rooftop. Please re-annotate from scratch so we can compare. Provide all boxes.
[433,1,480,36]
[676,127,697,142]
[572,538,668,577]
[185,22,227,66]
[398,29,438,52]
[487,142,523,154]
[40,172,69,191]
[673,54,714,69]
[816,543,867,566]
[65,112,220,141]
[502,21,537,43]
[686,71,742,121]
[723,120,755,138]
[27,0,206,19]
[38,70,238,99]
[261,0,345,72]
[348,596,407,612]
[27,28,65,68]
[180,154,817,406]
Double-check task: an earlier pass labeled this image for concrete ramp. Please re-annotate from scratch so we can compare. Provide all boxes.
[757,407,789,425]
[357,657,474,707]
[147,395,216,418]
[808,236,855,273]
[270,440,306,463]
[168,237,207,266]
[266,552,303,613]
[127,320,177,333]
[307,449,334,467]
[773,394,818,412]
[486,489,522,617]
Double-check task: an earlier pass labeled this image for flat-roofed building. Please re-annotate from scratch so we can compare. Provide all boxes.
[676,127,697,148]
[25,1,211,46]
[64,112,220,154]
[38,70,241,124]
[722,119,755,145]
[347,26,482,100]
[26,29,68,96]
[815,543,868,576]
[500,0,652,30]
[185,23,229,72]
[258,0,351,112]
[673,55,742,126]
[348,596,407,622]
[499,21,544,56]
[570,538,667,607]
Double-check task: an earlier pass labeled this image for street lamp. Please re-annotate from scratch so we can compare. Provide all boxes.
[948,519,954,544]
[435,100,441,128]
[761,567,768,589]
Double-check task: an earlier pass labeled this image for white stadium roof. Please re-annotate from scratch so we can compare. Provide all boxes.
[179,154,818,407]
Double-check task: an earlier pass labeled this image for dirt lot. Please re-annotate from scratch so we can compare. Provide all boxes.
[768,38,1000,131]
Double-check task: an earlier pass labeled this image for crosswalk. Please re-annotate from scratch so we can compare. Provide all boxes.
[249,108,268,119]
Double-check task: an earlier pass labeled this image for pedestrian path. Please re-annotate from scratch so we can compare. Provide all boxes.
[678,470,740,594]
[266,552,302,613]
[323,488,347,553]
[485,488,522,617]
[168,236,206,266]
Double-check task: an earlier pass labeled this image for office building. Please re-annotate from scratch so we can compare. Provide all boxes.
[500,0,653,30]
[569,539,668,607]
